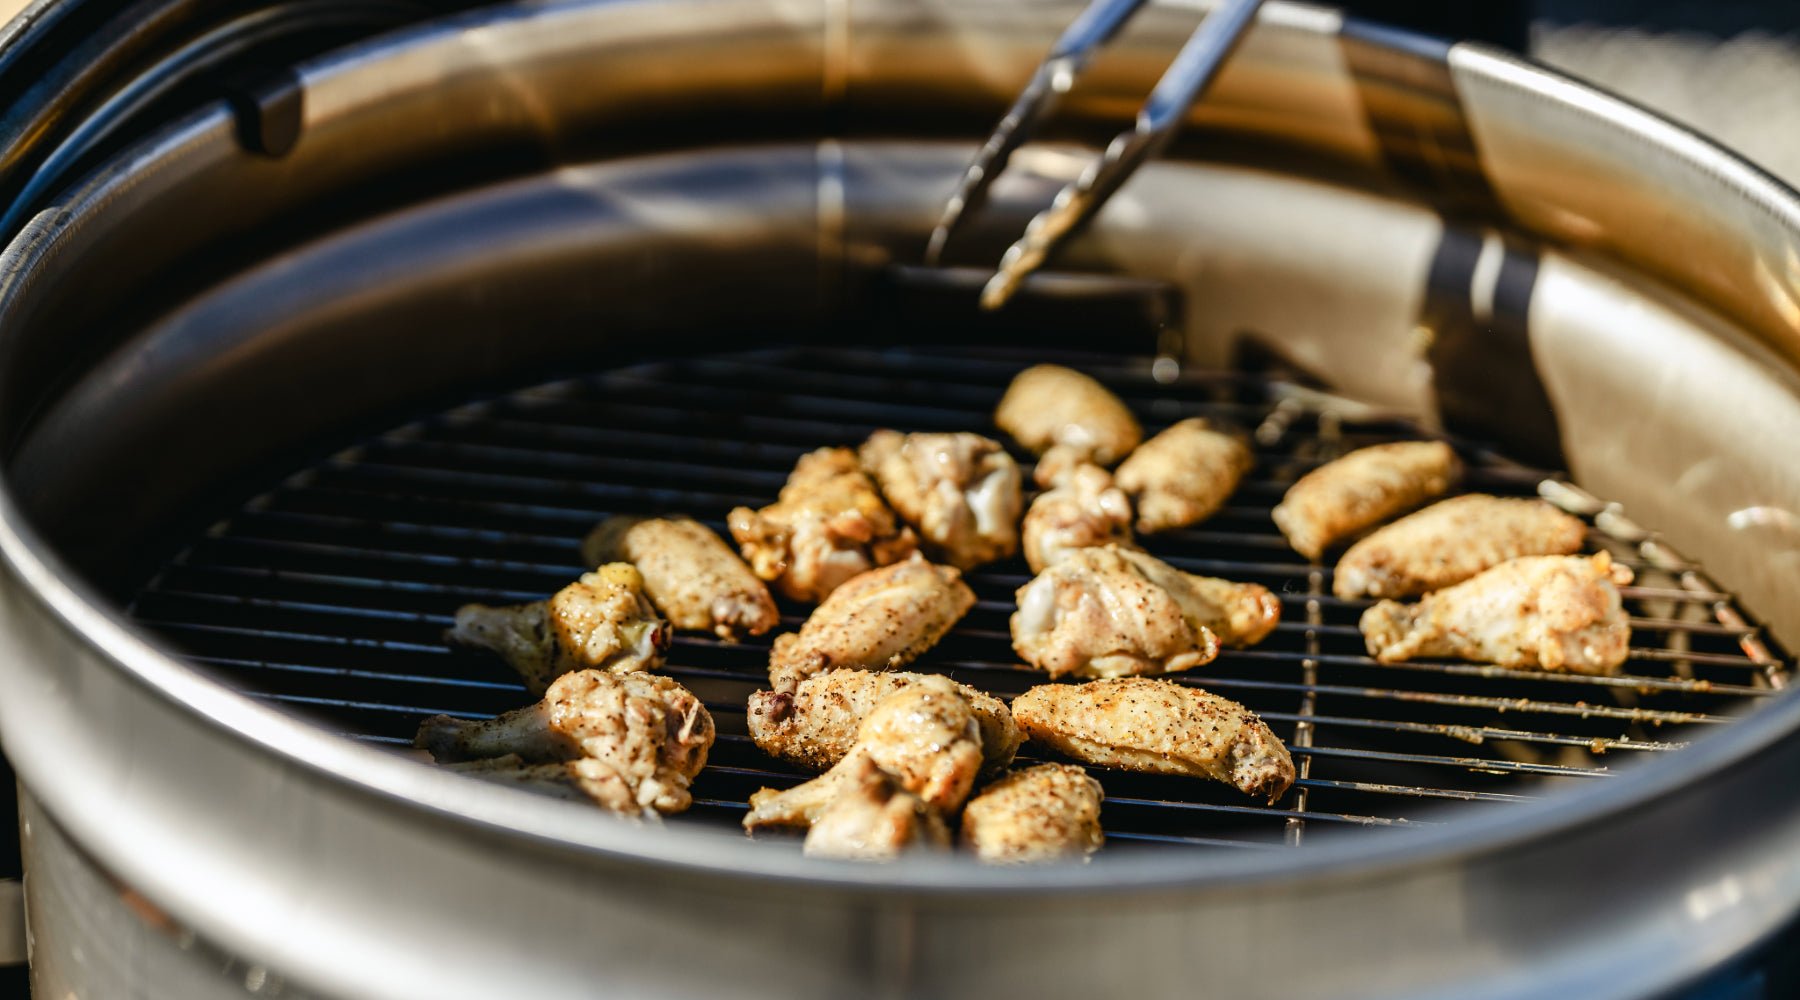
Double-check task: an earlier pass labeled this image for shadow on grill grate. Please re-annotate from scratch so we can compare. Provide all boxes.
[127,346,1793,851]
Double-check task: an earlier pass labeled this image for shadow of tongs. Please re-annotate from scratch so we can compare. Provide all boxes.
[924,0,1265,310]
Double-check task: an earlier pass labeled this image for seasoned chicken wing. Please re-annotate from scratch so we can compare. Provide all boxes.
[1012,546,1221,678]
[1333,494,1588,599]
[728,447,918,603]
[1113,548,1281,647]
[858,430,1023,570]
[1011,678,1294,803]
[583,516,779,641]
[416,670,715,816]
[995,364,1142,468]
[960,763,1104,864]
[446,563,670,694]
[1021,462,1135,573]
[802,755,951,860]
[747,668,1022,776]
[744,676,983,830]
[767,554,976,693]
[1114,418,1253,534]
[1361,552,1634,674]
[1272,441,1461,561]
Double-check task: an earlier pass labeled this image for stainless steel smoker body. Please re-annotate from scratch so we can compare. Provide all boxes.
[3,1,1800,997]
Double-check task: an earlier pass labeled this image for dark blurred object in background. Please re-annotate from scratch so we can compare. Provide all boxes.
[1341,1,1533,50]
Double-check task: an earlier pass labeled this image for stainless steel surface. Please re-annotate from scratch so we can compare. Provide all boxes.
[0,1,1797,997]
[0,877,21,967]
[972,0,1265,308]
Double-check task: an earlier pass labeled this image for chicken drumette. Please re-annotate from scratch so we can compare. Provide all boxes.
[995,365,1142,469]
[728,447,918,603]
[858,430,1023,570]
[960,763,1105,864]
[801,755,952,861]
[1011,678,1294,803]
[1114,418,1253,534]
[744,676,983,832]
[1021,462,1135,573]
[446,563,670,694]
[583,515,779,641]
[767,554,976,693]
[747,668,1022,776]
[416,670,715,816]
[1361,552,1634,675]
[1012,546,1222,678]
[1333,494,1588,599]
[1272,441,1461,561]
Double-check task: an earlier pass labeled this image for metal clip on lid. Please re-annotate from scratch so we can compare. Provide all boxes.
[926,0,1265,310]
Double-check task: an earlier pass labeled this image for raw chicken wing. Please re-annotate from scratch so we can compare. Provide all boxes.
[744,676,983,831]
[1333,494,1588,599]
[446,563,670,694]
[416,670,714,816]
[1021,462,1134,573]
[767,554,975,692]
[858,430,1023,569]
[960,763,1104,864]
[1011,678,1294,803]
[1272,441,1461,560]
[1114,418,1253,534]
[583,516,779,641]
[748,668,1022,776]
[1361,552,1633,674]
[802,755,951,860]
[728,447,918,603]
[995,365,1142,468]
[1012,546,1221,678]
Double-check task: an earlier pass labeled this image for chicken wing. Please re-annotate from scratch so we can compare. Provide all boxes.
[1272,441,1461,561]
[960,763,1104,864]
[1012,546,1221,678]
[1021,462,1135,573]
[1361,552,1634,674]
[767,554,976,693]
[1011,678,1294,803]
[1114,418,1253,534]
[1332,494,1588,599]
[446,563,670,694]
[995,364,1142,468]
[1113,548,1281,647]
[801,755,952,860]
[415,670,715,816]
[583,516,779,641]
[747,668,1022,776]
[441,754,662,816]
[728,447,918,603]
[858,430,1023,569]
[744,676,983,830]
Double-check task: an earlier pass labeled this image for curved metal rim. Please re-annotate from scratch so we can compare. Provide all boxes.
[3,0,1800,904]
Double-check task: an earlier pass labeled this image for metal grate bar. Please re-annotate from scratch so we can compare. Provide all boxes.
[131,346,1792,851]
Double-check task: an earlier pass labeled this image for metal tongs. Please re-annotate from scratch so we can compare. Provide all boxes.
[925,0,1265,310]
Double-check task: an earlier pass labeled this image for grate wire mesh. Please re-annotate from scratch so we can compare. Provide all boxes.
[128,346,1793,850]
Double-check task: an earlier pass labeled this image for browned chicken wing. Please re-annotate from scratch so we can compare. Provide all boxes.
[446,564,670,694]
[858,430,1023,570]
[960,763,1105,864]
[1114,418,1253,534]
[802,755,952,860]
[1021,462,1135,573]
[995,365,1142,468]
[744,676,983,831]
[747,668,1022,776]
[1011,678,1294,803]
[1361,552,1634,675]
[1333,494,1589,599]
[1012,546,1221,678]
[1272,441,1461,561]
[1113,548,1281,647]
[767,554,976,693]
[728,447,918,603]
[416,670,714,816]
[583,516,779,641]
